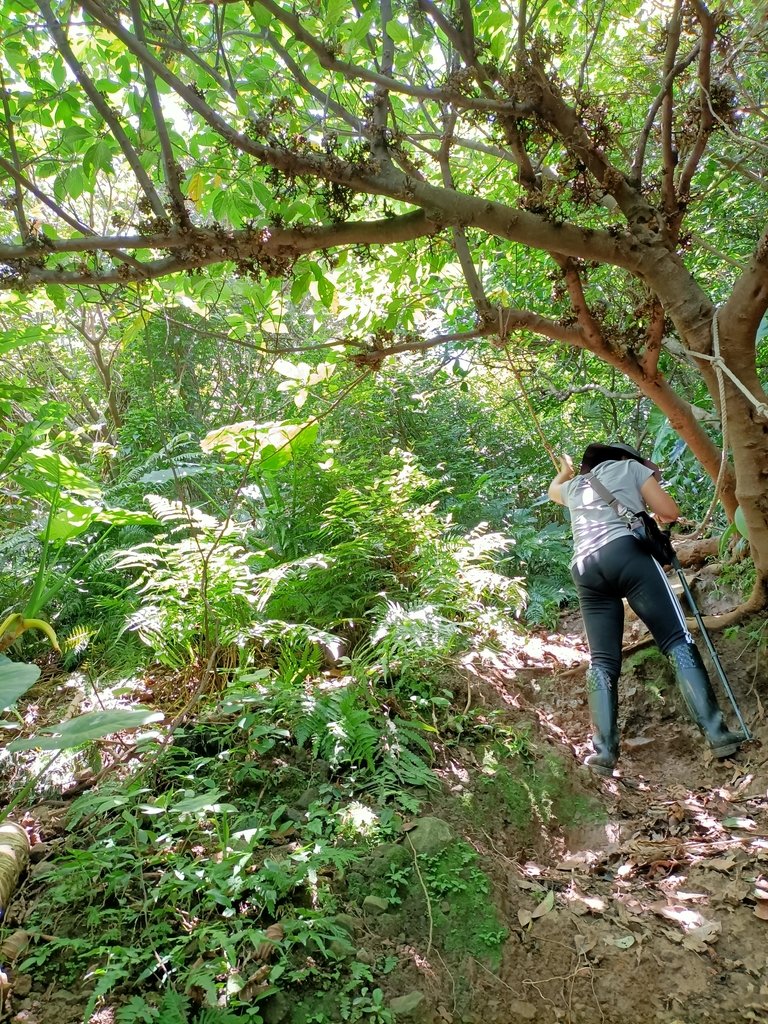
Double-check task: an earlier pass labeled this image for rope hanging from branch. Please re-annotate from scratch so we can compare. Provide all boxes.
[497,309,559,468]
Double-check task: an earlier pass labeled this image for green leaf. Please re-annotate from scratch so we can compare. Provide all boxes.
[385,19,409,44]
[0,655,41,711]
[47,501,98,542]
[8,707,165,751]
[200,418,319,468]
[290,273,311,305]
[721,816,756,830]
[309,263,335,308]
[60,125,92,152]
[23,447,102,498]
[83,139,115,179]
[173,790,237,815]
[734,505,749,539]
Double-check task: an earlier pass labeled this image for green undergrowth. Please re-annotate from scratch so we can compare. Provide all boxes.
[469,723,605,830]
[421,842,508,963]
[10,674,604,1022]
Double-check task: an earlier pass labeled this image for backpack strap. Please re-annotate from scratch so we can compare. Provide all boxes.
[585,472,638,520]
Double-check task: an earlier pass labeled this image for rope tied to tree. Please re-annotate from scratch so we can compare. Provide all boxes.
[688,308,768,538]
[687,312,768,421]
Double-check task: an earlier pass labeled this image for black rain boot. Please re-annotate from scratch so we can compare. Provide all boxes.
[584,666,619,775]
[667,642,742,758]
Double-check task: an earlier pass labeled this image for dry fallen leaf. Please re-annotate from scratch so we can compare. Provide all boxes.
[704,857,738,872]
[754,902,768,921]
[606,934,635,949]
[530,890,556,919]
[682,920,721,952]
[574,933,597,955]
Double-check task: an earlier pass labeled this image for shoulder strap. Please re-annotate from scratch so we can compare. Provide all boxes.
[585,471,637,518]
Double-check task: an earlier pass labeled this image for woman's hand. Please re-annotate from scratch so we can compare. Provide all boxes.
[548,453,575,504]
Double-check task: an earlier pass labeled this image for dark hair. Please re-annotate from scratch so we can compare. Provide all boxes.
[579,442,661,479]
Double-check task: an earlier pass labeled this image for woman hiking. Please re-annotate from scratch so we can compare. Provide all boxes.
[548,441,742,775]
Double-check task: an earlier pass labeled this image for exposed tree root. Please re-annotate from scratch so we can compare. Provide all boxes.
[673,536,719,567]
[692,577,768,631]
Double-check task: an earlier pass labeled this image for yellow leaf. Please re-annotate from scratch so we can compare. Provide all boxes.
[187,172,204,203]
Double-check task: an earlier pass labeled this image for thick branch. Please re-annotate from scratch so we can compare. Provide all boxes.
[38,2,639,278]
[675,3,717,209]
[640,299,666,379]
[721,229,768,354]
[531,57,663,233]
[1,211,442,288]
[371,0,395,163]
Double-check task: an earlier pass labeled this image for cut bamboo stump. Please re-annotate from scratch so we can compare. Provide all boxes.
[0,823,29,920]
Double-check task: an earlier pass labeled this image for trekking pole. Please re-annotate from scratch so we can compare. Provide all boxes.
[671,553,752,740]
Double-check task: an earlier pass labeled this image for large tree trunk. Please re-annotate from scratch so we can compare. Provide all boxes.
[640,253,768,600]
[713,314,768,602]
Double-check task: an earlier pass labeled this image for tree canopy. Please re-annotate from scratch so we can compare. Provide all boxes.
[1,0,768,602]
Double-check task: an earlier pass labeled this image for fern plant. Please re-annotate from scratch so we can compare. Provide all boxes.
[263,678,437,798]
[115,988,244,1023]
[501,510,576,626]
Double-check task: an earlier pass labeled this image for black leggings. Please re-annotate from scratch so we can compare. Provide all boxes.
[571,535,692,680]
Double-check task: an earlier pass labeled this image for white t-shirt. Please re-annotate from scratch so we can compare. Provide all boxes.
[561,459,654,566]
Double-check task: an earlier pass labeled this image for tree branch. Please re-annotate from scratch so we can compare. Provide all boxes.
[248,0,532,112]
[0,80,28,237]
[371,0,395,164]
[265,33,362,132]
[42,2,638,277]
[0,211,442,288]
[629,4,699,189]
[640,298,665,379]
[0,154,144,270]
[531,56,663,232]
[578,0,608,92]
[675,2,717,211]
[36,0,167,222]
[437,107,492,316]
[129,0,190,227]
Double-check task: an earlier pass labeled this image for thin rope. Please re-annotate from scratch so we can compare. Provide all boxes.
[687,319,768,420]
[693,310,730,538]
[499,309,559,468]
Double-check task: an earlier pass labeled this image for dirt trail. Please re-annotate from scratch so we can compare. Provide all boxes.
[463,608,768,1024]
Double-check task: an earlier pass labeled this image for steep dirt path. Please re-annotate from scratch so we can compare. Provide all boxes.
[466,609,768,1024]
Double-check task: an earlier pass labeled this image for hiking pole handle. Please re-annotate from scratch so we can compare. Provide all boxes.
[672,556,752,741]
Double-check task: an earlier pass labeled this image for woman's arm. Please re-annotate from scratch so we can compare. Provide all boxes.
[548,455,575,505]
[640,476,680,522]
